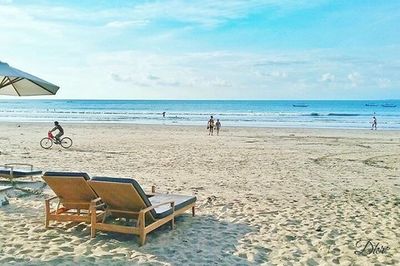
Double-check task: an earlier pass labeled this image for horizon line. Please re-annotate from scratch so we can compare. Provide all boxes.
[0,98,399,101]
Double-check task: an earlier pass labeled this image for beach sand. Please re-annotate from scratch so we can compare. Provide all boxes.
[0,122,399,265]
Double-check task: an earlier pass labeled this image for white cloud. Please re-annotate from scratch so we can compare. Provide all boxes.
[347,72,361,87]
[207,78,232,87]
[255,70,288,79]
[270,71,288,78]
[321,73,335,82]
[105,20,149,29]
[110,73,134,82]
[0,0,328,33]
[83,49,399,99]
[147,74,160,81]
[2,43,398,99]
[377,78,391,88]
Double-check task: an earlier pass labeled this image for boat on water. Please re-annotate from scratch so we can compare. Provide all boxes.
[381,104,397,107]
[365,104,378,107]
[293,104,308,107]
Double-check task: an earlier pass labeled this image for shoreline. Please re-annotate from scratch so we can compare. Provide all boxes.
[2,120,400,132]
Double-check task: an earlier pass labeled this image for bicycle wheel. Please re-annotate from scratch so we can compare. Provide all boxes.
[40,138,53,149]
[60,137,73,148]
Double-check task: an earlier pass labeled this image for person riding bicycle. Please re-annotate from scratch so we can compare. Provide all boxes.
[50,121,64,144]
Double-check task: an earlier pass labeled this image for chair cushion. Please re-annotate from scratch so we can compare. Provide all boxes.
[149,194,197,219]
[0,167,42,177]
[43,171,90,180]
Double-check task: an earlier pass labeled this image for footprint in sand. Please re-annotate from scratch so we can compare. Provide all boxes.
[59,246,75,253]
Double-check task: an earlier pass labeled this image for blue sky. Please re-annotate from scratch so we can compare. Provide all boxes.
[0,0,399,99]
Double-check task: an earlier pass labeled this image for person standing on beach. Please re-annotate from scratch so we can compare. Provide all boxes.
[207,116,215,135]
[215,119,221,136]
[371,116,377,130]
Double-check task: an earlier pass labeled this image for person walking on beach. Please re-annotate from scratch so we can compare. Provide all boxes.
[371,116,377,130]
[50,121,64,143]
[207,116,215,136]
[215,119,221,136]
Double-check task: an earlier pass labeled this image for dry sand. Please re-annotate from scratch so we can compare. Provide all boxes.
[0,122,399,265]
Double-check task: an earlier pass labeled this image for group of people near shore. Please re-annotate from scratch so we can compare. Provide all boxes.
[207,116,221,136]
[163,112,378,131]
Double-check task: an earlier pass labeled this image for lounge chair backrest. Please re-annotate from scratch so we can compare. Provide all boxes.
[88,176,156,220]
[43,172,97,209]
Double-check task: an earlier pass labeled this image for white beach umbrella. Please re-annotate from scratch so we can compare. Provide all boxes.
[0,61,59,96]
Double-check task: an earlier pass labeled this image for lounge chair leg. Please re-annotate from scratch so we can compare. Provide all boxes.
[139,233,146,246]
[45,199,50,228]
[138,212,146,245]
[91,226,96,238]
[192,206,195,216]
[90,205,97,238]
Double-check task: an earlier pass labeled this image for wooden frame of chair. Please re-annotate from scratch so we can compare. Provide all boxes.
[43,174,101,228]
[88,183,196,245]
[45,195,104,228]
[0,163,41,181]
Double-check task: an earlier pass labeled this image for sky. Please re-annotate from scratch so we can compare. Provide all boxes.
[0,0,399,100]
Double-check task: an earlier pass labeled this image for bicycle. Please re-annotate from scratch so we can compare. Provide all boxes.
[40,131,73,149]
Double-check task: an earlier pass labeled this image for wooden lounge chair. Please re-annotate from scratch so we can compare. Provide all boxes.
[42,172,102,228]
[88,176,196,245]
[0,163,42,181]
[0,185,12,206]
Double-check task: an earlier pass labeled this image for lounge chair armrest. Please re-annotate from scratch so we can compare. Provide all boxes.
[146,186,160,196]
[45,196,59,213]
[91,198,102,204]
[45,196,58,202]
[140,201,175,214]
[96,203,106,208]
[4,163,34,170]
[90,198,105,210]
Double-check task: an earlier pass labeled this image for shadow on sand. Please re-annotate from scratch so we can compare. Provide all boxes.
[0,213,256,265]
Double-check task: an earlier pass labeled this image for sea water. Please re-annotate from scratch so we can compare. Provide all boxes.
[0,100,399,129]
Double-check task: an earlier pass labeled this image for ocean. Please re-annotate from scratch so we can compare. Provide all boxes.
[0,100,399,129]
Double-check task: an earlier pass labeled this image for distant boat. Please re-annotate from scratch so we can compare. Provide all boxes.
[293,104,308,107]
[365,104,378,107]
[382,104,397,107]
